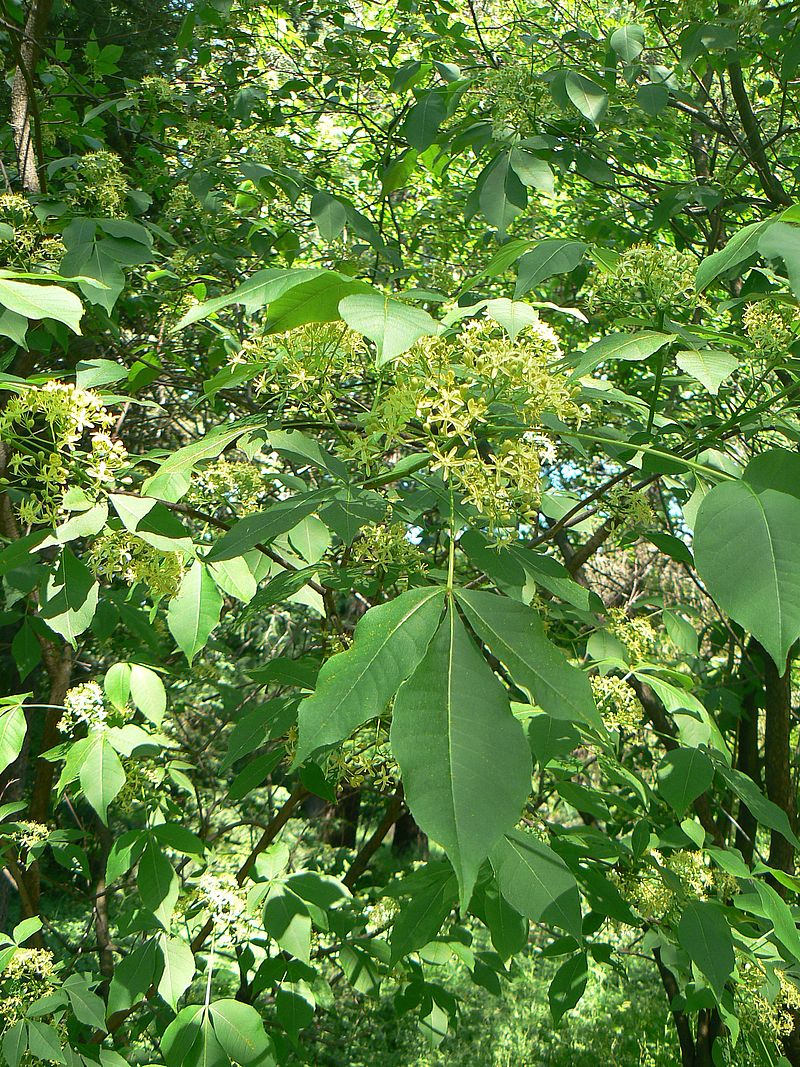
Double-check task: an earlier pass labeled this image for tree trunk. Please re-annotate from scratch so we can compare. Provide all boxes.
[8,0,54,192]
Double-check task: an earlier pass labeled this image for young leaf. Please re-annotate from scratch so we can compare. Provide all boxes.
[79,734,125,824]
[167,561,223,664]
[338,293,438,365]
[294,587,444,764]
[675,349,738,395]
[390,605,532,908]
[158,935,195,1011]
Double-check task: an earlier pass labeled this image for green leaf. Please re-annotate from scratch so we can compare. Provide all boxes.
[210,1000,275,1064]
[565,71,608,124]
[265,272,373,333]
[455,589,602,729]
[508,149,554,195]
[694,449,800,669]
[310,192,347,241]
[39,548,99,646]
[514,240,586,298]
[294,587,444,764]
[480,886,528,959]
[62,973,107,1029]
[479,151,527,235]
[129,664,167,726]
[657,748,714,814]
[695,218,775,291]
[389,863,457,962]
[743,881,800,963]
[163,1006,228,1067]
[167,561,223,664]
[758,222,800,296]
[483,298,543,341]
[717,764,800,848]
[339,943,383,995]
[173,268,321,328]
[2,1021,27,1067]
[675,349,738,395]
[571,331,675,376]
[548,952,588,1022]
[402,90,448,151]
[391,604,532,908]
[158,935,195,1010]
[263,885,312,963]
[610,24,645,60]
[140,418,268,501]
[26,1021,65,1065]
[209,557,258,603]
[490,830,582,937]
[339,293,438,365]
[204,492,326,563]
[0,277,83,333]
[104,662,132,710]
[677,900,734,997]
[107,940,159,1016]
[80,734,125,824]
[0,701,26,775]
[137,836,179,927]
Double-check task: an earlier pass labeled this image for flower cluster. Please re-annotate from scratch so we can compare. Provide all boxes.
[591,675,643,732]
[592,244,697,318]
[247,132,289,166]
[349,522,423,576]
[115,759,161,813]
[194,872,251,937]
[0,193,64,270]
[58,680,130,736]
[0,947,57,1028]
[235,322,369,422]
[737,958,800,1042]
[0,382,125,527]
[88,529,184,598]
[66,150,129,217]
[480,63,552,139]
[605,484,654,529]
[367,319,575,532]
[609,607,658,664]
[614,849,729,924]
[11,820,50,860]
[328,723,399,791]
[743,300,796,357]
[188,458,270,517]
[364,896,400,934]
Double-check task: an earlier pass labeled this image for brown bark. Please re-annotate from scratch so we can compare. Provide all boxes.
[8,0,54,192]
[760,645,795,882]
[344,788,403,889]
[733,681,760,863]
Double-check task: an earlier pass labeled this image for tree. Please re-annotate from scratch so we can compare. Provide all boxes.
[0,1,799,1065]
